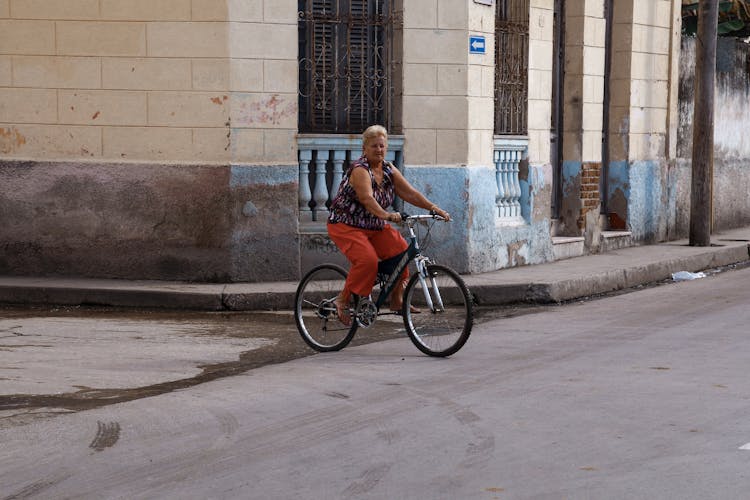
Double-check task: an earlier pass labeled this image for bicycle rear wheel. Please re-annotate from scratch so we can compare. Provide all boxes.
[294,264,358,352]
[403,264,473,357]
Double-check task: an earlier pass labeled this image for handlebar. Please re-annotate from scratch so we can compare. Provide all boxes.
[399,212,448,224]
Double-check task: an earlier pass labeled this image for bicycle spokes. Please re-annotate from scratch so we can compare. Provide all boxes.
[403,264,473,357]
[294,265,358,352]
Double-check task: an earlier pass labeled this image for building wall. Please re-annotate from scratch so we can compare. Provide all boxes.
[400,0,497,167]
[0,0,700,282]
[0,0,298,162]
[0,0,562,280]
[604,0,678,243]
[0,0,301,281]
[673,36,750,238]
[557,0,607,240]
[400,0,557,274]
[505,0,556,266]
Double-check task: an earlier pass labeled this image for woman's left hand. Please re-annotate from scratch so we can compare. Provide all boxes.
[432,206,451,221]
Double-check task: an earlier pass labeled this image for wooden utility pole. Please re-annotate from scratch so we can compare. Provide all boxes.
[689,0,719,246]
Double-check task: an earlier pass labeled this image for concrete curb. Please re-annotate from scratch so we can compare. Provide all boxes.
[469,244,750,305]
[1,242,748,311]
[0,282,225,311]
[545,244,750,303]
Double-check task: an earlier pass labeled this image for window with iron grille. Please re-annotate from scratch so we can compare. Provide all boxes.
[495,0,529,135]
[298,0,402,134]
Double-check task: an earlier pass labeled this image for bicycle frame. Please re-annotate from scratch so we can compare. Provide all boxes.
[373,215,445,313]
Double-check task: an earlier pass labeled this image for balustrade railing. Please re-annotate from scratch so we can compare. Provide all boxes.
[298,134,404,230]
[493,136,528,221]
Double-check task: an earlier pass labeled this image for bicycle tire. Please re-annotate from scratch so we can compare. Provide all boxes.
[294,264,358,352]
[403,264,473,357]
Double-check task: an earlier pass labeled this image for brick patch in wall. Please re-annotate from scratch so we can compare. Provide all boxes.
[578,162,602,229]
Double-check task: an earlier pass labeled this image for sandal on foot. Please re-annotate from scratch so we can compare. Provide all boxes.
[335,300,352,326]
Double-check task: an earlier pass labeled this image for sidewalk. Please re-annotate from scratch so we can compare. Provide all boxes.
[1,226,748,311]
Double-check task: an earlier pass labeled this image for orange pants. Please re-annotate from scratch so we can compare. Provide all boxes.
[327,221,409,300]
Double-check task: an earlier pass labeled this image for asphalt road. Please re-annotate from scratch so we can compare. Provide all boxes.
[2,267,750,499]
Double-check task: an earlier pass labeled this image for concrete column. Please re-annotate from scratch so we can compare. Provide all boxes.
[558,0,606,236]
[606,0,674,242]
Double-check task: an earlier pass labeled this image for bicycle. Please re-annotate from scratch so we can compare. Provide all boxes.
[294,212,473,357]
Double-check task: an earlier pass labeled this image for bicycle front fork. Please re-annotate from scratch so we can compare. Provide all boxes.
[415,257,445,313]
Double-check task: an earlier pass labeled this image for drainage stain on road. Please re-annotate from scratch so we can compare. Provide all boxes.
[0,304,545,421]
[0,306,413,419]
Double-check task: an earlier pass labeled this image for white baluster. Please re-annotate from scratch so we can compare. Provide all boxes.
[509,150,520,218]
[299,149,313,223]
[312,149,330,221]
[514,149,524,218]
[331,150,345,198]
[501,150,511,218]
[494,149,503,218]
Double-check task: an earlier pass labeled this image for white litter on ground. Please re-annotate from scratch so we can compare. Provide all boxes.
[671,271,706,281]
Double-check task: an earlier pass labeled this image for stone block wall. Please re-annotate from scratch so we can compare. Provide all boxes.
[0,1,301,282]
[0,0,298,163]
[402,0,495,166]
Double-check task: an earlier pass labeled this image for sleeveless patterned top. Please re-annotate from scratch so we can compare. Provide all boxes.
[327,155,395,230]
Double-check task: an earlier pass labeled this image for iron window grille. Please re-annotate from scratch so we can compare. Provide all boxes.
[495,0,529,135]
[298,0,402,134]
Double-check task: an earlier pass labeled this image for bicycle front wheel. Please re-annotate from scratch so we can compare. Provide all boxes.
[403,264,473,357]
[294,264,358,352]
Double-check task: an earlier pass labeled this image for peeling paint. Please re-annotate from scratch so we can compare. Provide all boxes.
[242,201,258,217]
[0,161,300,282]
[562,161,581,196]
[606,160,666,241]
[230,165,297,188]
[0,127,27,154]
[507,240,528,266]
[233,94,295,127]
[519,163,547,223]
[558,161,583,233]
[680,37,750,161]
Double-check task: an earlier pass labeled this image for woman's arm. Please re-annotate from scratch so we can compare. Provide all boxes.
[390,166,451,221]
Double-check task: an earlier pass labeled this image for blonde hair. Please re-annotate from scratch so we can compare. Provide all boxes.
[362,125,388,147]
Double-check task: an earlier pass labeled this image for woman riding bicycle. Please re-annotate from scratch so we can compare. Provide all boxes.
[327,125,451,325]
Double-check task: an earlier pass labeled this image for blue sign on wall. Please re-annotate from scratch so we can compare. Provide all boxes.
[469,35,486,54]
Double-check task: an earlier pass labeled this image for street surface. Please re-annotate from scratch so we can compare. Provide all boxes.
[2,267,750,499]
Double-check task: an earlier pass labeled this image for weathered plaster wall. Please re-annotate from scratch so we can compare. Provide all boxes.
[0,1,300,282]
[403,163,553,273]
[400,166,472,273]
[521,161,553,223]
[675,37,750,237]
[0,161,299,281]
[607,159,669,242]
[495,158,555,269]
